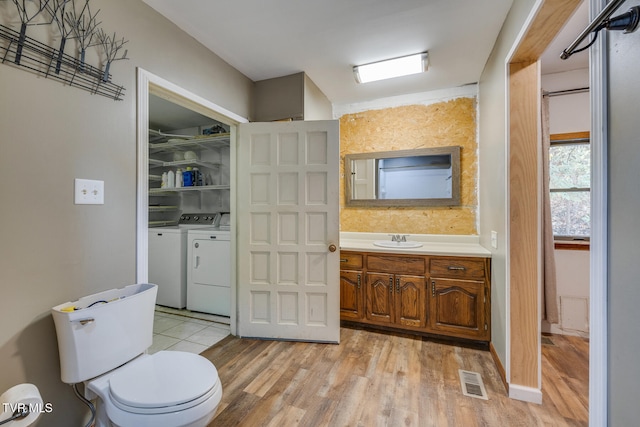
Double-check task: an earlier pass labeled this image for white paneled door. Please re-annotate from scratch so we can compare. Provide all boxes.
[237,121,340,342]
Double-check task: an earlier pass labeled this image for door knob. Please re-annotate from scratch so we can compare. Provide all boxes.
[328,244,337,252]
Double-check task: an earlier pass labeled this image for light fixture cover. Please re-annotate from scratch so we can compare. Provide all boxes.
[353,52,429,84]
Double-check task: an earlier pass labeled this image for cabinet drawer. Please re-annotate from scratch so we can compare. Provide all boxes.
[367,255,426,275]
[340,252,363,270]
[430,258,486,280]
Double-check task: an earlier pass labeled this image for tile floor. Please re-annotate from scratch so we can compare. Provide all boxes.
[151,306,230,355]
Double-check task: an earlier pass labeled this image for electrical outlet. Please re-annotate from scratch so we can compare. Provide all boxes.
[75,179,104,205]
[491,231,498,249]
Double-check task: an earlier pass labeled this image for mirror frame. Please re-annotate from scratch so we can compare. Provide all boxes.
[344,146,461,207]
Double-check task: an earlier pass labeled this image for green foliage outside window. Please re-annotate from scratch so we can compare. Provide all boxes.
[549,142,590,238]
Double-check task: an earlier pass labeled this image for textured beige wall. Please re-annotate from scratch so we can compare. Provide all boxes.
[339,97,478,235]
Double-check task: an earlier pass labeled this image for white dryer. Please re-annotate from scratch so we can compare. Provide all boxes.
[148,214,217,308]
[187,228,231,316]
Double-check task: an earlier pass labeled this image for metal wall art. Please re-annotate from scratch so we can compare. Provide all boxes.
[0,0,129,100]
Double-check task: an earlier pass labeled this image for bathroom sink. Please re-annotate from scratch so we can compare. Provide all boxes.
[373,241,423,249]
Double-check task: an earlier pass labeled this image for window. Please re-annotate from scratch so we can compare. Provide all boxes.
[549,132,590,240]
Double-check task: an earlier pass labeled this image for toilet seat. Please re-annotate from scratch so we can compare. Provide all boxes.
[108,351,219,415]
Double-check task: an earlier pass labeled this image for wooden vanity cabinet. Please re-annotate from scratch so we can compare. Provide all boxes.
[365,272,427,326]
[340,251,490,343]
[365,254,427,328]
[428,257,491,341]
[339,252,364,320]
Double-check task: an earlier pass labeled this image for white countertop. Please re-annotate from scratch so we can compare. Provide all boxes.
[340,232,491,258]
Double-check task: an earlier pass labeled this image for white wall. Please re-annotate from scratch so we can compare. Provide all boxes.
[0,1,252,425]
[478,0,539,368]
[304,74,333,120]
[543,69,590,134]
[542,69,590,337]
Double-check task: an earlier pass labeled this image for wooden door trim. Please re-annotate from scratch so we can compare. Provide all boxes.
[506,0,582,403]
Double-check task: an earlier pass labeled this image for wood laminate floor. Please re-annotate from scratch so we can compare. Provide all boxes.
[201,327,588,426]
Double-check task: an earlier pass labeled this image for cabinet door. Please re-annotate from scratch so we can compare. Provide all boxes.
[365,273,394,324]
[396,275,427,328]
[429,278,487,340]
[340,270,363,320]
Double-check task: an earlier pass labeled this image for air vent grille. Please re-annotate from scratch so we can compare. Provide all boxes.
[459,369,488,400]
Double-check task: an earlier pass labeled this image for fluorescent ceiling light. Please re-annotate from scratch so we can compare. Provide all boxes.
[353,52,429,84]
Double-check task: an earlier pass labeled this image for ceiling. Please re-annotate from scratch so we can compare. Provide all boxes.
[540,1,589,75]
[141,0,516,105]
[143,0,589,128]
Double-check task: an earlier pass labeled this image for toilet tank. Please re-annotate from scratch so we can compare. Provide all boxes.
[52,283,158,384]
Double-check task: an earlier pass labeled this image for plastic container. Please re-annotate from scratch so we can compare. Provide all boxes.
[167,170,175,188]
[193,168,203,186]
[183,167,193,187]
[176,168,183,188]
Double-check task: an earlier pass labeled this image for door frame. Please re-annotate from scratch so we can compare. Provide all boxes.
[505,0,606,422]
[504,0,583,403]
[136,68,248,335]
[587,0,608,424]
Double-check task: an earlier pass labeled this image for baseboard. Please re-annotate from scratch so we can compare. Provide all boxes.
[509,384,542,404]
[489,341,508,394]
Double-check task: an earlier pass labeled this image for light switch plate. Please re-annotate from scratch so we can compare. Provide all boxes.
[75,179,104,205]
[491,231,498,249]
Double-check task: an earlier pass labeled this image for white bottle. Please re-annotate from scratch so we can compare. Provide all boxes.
[176,168,183,188]
[167,170,175,188]
[161,172,167,188]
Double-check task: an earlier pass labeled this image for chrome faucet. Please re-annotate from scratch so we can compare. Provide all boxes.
[390,234,408,242]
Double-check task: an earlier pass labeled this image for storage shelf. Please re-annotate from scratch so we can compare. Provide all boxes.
[148,159,220,169]
[149,185,230,194]
[148,134,230,154]
[148,205,179,212]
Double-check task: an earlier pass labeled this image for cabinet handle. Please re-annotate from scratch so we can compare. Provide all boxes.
[431,280,435,297]
[448,266,466,271]
[396,277,400,292]
[357,274,361,289]
[389,276,393,293]
[340,258,348,263]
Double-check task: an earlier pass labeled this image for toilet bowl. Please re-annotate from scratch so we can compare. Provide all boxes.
[51,284,223,427]
[87,351,221,427]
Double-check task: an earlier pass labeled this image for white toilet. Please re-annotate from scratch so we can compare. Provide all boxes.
[52,283,222,427]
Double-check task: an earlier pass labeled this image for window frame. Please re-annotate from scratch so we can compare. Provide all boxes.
[549,131,591,249]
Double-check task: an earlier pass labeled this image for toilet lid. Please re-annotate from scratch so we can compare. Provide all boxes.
[109,351,218,411]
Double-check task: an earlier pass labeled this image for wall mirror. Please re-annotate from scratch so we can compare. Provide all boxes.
[345,146,461,207]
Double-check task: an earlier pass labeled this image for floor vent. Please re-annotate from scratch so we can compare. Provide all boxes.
[459,370,488,400]
[541,336,555,346]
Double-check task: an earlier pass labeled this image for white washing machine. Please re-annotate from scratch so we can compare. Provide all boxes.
[187,228,231,316]
[148,214,218,308]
